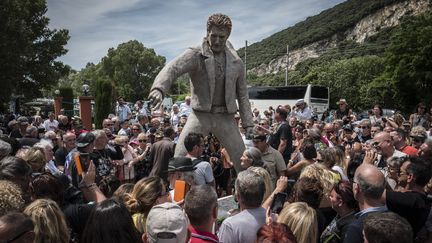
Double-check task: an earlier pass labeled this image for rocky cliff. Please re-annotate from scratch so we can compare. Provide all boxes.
[249,0,431,76]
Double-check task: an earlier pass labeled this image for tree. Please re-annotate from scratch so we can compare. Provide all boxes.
[378,12,432,112]
[94,79,113,129]
[302,56,385,111]
[0,0,70,102]
[59,87,74,117]
[100,40,165,101]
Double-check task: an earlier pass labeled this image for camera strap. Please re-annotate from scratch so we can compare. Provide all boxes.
[192,158,203,168]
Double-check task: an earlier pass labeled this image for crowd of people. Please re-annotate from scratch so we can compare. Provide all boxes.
[0,96,432,243]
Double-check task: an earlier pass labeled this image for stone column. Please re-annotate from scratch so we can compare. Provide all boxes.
[79,96,93,130]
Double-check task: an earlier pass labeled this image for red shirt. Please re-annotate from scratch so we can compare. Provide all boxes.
[401,145,418,157]
[188,225,219,243]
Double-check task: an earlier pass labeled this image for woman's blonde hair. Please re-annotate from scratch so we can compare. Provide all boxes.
[124,176,165,215]
[0,180,24,216]
[299,163,337,197]
[319,147,345,169]
[277,202,317,243]
[23,198,70,243]
[22,147,46,172]
[114,135,130,145]
[248,166,274,203]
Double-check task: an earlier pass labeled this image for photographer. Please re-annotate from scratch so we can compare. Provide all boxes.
[203,133,233,196]
[184,132,215,187]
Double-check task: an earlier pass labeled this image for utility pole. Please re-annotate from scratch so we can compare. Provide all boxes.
[285,45,289,86]
[178,80,180,95]
[245,40,248,81]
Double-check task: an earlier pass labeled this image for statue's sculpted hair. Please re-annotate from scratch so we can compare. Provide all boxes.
[207,13,232,36]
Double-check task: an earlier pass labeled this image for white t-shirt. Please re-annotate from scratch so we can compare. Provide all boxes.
[116,104,131,122]
[292,106,312,122]
[180,102,192,117]
[121,145,135,180]
[43,119,59,132]
[193,160,214,185]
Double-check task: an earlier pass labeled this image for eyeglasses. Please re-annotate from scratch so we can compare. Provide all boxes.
[138,139,147,143]
[132,128,141,131]
[3,229,33,243]
[388,167,400,173]
[399,170,408,176]
[259,123,266,126]
[372,140,390,147]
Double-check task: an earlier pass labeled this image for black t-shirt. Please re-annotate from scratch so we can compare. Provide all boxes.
[62,203,94,241]
[336,109,350,120]
[55,146,69,166]
[386,190,431,236]
[91,145,124,178]
[9,129,22,138]
[19,137,39,147]
[58,123,72,132]
[268,122,292,161]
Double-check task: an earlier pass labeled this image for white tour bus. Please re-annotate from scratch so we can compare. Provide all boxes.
[247,84,330,115]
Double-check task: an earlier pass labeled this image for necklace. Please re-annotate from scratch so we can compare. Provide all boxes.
[214,53,226,80]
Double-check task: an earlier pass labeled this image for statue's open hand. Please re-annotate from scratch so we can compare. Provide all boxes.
[148,89,163,110]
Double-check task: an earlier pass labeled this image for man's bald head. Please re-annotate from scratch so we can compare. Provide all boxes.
[373,131,394,158]
[354,164,385,200]
[374,131,391,142]
[102,119,112,128]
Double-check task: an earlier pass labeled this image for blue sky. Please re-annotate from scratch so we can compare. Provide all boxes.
[46,0,345,70]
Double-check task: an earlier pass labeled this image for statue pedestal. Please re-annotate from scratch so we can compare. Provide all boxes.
[79,96,93,130]
[54,96,63,118]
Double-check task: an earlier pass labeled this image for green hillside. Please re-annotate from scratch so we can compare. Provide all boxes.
[238,0,404,69]
[238,0,432,114]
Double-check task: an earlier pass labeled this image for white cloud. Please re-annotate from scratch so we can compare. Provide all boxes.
[46,0,346,70]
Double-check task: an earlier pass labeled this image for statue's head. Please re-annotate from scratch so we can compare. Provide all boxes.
[207,13,232,54]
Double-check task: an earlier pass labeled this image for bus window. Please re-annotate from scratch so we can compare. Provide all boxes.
[311,86,328,99]
[248,86,307,100]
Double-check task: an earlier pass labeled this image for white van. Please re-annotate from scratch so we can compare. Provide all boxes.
[247,84,329,115]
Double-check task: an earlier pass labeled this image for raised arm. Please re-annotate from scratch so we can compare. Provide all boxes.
[149,48,198,109]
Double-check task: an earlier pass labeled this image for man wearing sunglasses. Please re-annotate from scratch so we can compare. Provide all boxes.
[369,132,407,168]
[354,119,372,143]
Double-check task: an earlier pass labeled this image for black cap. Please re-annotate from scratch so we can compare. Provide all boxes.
[342,124,353,131]
[252,134,267,141]
[76,132,96,148]
[167,156,196,172]
[410,134,427,141]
